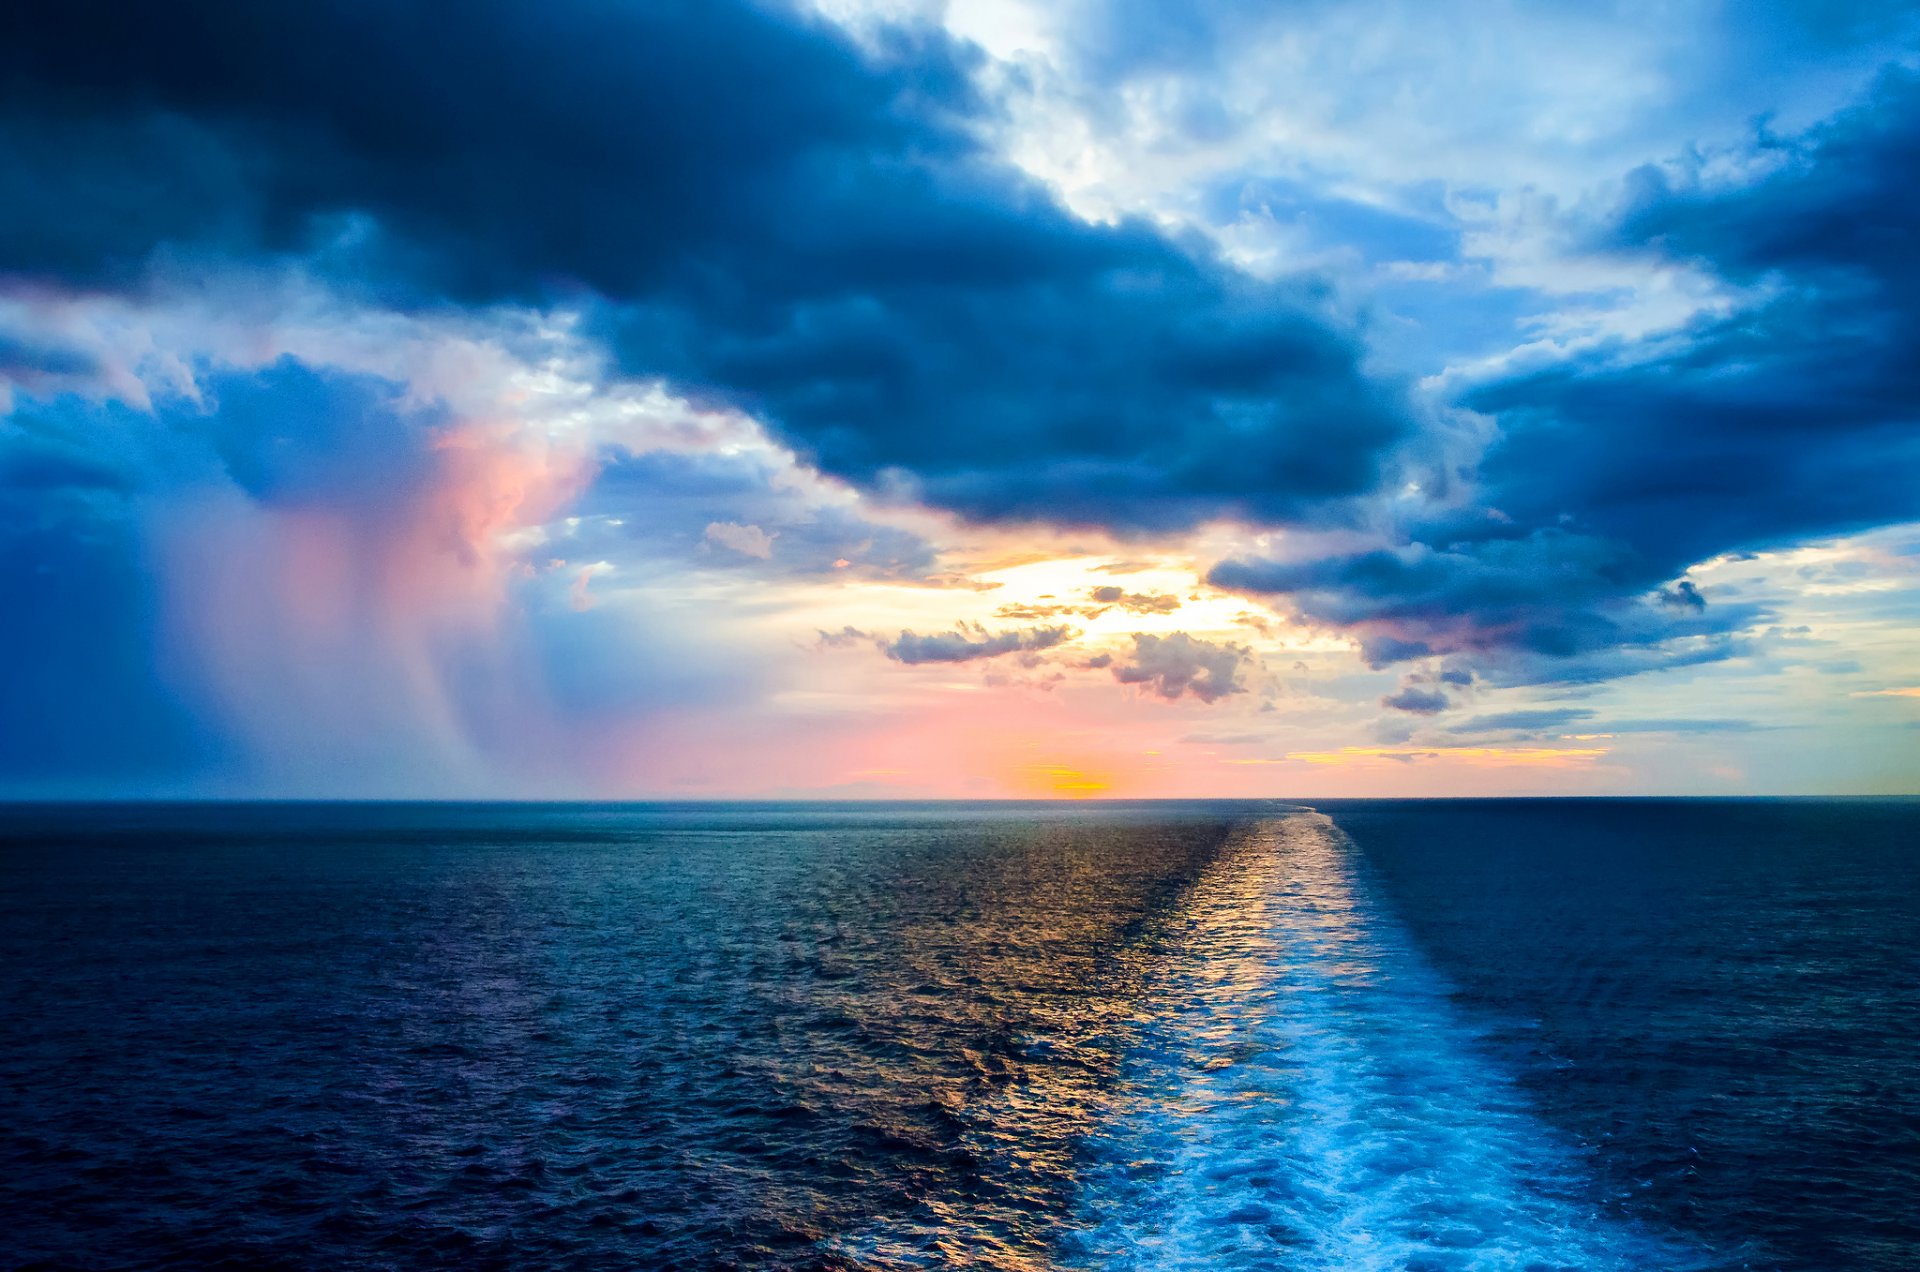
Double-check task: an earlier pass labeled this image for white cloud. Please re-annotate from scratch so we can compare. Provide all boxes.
[705,520,777,559]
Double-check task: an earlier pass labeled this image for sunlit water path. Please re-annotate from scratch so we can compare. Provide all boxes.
[1066,810,1708,1270]
[3,799,1915,1269]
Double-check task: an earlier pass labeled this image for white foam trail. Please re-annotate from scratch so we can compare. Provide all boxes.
[1067,811,1710,1271]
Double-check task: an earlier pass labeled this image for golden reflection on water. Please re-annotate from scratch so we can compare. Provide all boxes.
[802,818,1230,1270]
[1065,812,1699,1272]
[820,813,1374,1269]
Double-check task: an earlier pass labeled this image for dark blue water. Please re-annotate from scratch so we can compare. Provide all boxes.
[1,799,1914,1270]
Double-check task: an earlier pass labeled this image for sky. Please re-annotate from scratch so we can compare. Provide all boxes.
[2,0,1918,799]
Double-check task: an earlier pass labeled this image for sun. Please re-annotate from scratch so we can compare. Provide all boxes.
[1017,763,1114,799]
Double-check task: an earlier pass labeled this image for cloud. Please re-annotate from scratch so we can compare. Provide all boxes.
[1449,708,1766,736]
[1210,532,1766,681]
[1198,69,1920,689]
[1381,686,1449,714]
[1659,581,1706,611]
[1281,744,1608,768]
[704,521,775,559]
[1452,708,1596,734]
[0,329,106,408]
[880,623,1074,664]
[997,586,1184,620]
[3,0,1918,798]
[1455,69,1920,588]
[0,354,594,793]
[574,448,939,581]
[0,0,1415,531]
[1599,718,1769,733]
[0,450,219,788]
[1111,632,1251,702]
[0,289,934,794]
[1087,585,1182,613]
[1358,633,1434,668]
[815,626,872,649]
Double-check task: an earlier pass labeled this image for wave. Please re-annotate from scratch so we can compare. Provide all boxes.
[1063,811,1714,1271]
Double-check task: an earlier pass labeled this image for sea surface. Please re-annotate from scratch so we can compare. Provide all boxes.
[1,798,1915,1270]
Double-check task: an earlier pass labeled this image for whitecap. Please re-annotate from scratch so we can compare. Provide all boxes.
[1065,811,1715,1272]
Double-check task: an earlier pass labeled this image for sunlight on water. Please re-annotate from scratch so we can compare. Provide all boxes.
[8,800,1913,1269]
[1066,811,1712,1271]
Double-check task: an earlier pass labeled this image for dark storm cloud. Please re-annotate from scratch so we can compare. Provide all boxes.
[0,358,563,789]
[1210,532,1764,679]
[1358,633,1434,668]
[0,398,219,788]
[1215,69,1920,681]
[1466,68,1920,577]
[0,0,948,291]
[0,0,1410,530]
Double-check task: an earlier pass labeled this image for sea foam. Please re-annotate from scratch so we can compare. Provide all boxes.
[1065,810,1712,1271]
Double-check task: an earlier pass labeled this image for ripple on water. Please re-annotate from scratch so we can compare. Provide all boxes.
[1065,813,1723,1272]
[2,799,1916,1269]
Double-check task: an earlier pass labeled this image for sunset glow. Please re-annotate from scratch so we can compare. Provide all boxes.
[6,8,1917,1270]
[2,0,1917,799]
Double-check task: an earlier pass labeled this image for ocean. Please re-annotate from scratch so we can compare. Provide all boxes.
[2,799,1915,1270]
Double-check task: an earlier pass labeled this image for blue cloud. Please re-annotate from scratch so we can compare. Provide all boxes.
[0,0,1415,530]
[193,362,443,510]
[2,0,1918,797]
[1449,708,1766,737]
[572,448,938,581]
[0,359,533,790]
[0,411,220,788]
[1204,176,1461,265]
[880,624,1073,664]
[1468,70,1920,576]
[1451,708,1595,734]
[1382,686,1450,715]
[1214,69,1920,682]
[1211,531,1766,678]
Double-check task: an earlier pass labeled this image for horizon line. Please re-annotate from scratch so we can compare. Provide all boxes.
[2,793,1916,806]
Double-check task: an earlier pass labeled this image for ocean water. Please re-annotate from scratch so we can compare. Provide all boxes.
[1,799,1914,1270]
